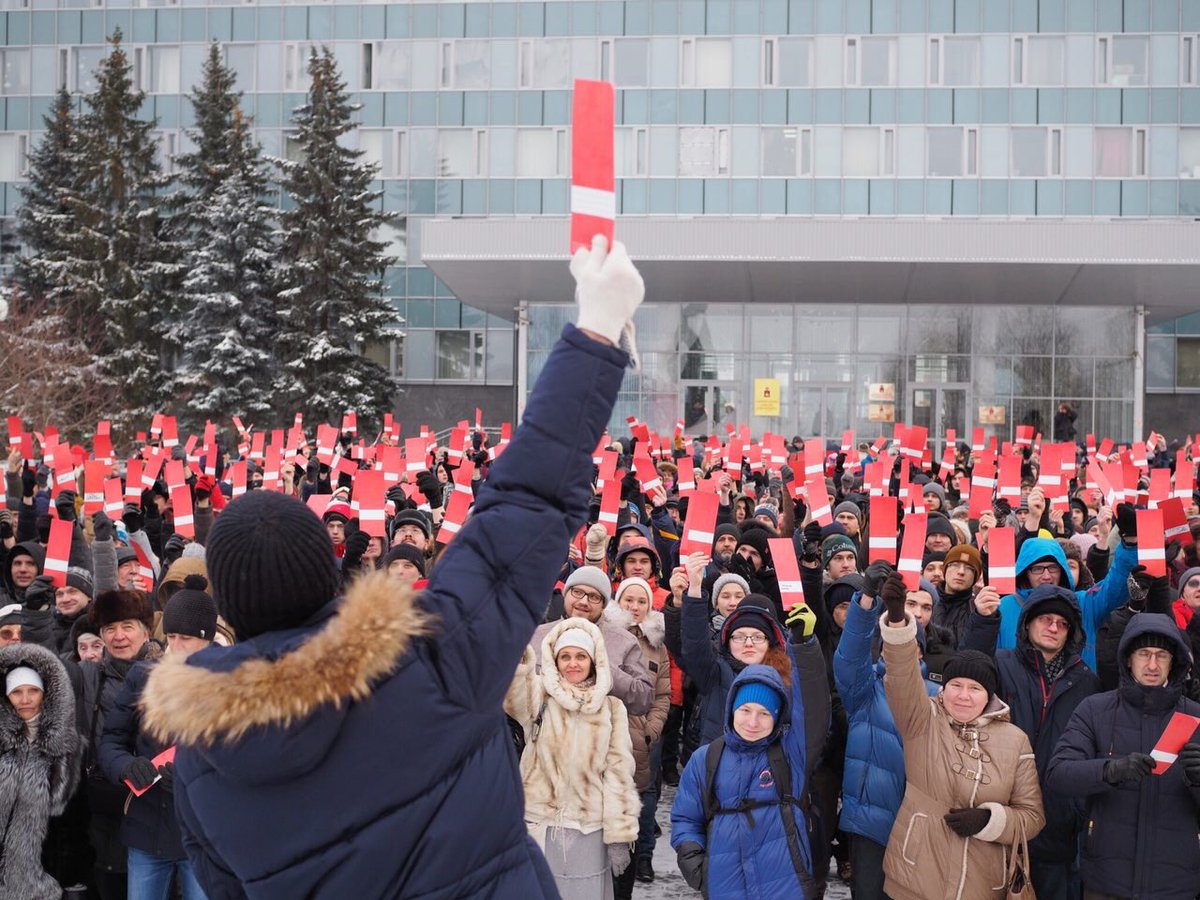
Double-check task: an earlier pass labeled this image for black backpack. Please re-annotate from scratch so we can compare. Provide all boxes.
[701,735,822,897]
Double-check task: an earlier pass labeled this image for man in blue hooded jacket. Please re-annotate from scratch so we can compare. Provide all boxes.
[992,509,1138,670]
[138,235,645,900]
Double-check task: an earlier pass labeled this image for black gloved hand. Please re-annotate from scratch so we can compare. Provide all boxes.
[341,529,371,571]
[944,807,991,837]
[54,490,77,523]
[123,503,145,534]
[385,485,407,508]
[92,511,115,543]
[728,552,758,585]
[156,762,175,793]
[21,466,36,498]
[1115,503,1138,540]
[23,574,55,611]
[863,560,893,600]
[471,450,489,466]
[620,471,642,503]
[162,533,187,566]
[880,572,908,625]
[305,457,320,482]
[0,514,12,542]
[803,521,822,547]
[122,757,159,791]
[415,471,443,509]
[141,488,163,520]
[1179,743,1200,787]
[1103,752,1155,785]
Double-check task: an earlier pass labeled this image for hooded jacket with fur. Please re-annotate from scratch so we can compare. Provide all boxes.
[504,617,640,847]
[0,642,81,900]
[603,604,671,791]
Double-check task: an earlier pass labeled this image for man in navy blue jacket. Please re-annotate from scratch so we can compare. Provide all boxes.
[139,235,645,899]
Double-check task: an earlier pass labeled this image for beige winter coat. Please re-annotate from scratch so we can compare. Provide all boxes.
[880,614,1045,900]
[603,605,671,792]
[505,617,640,849]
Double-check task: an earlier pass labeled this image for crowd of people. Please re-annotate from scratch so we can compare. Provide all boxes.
[1,237,1200,900]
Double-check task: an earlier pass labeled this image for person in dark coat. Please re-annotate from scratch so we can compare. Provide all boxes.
[76,589,160,900]
[139,235,645,899]
[961,584,1101,900]
[1053,402,1078,444]
[22,566,94,657]
[1046,614,1200,900]
[931,543,983,648]
[98,576,217,900]
[0,642,81,900]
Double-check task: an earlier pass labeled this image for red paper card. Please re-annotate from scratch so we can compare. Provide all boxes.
[404,438,427,474]
[597,478,622,536]
[1162,497,1194,547]
[969,452,997,518]
[5,416,20,448]
[1137,508,1167,576]
[229,460,247,498]
[769,537,806,611]
[570,79,615,254]
[676,456,696,495]
[171,484,195,539]
[44,518,73,587]
[805,472,832,526]
[124,746,177,797]
[354,470,387,538]
[897,513,927,591]
[1149,468,1172,507]
[997,454,1022,500]
[83,461,109,514]
[868,496,898,564]
[1176,451,1195,499]
[633,446,662,493]
[306,495,332,519]
[103,478,124,517]
[988,527,1017,594]
[437,490,472,545]
[1151,712,1200,774]
[680,492,719,558]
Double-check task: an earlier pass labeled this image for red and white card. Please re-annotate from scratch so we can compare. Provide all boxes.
[83,460,109,515]
[676,456,696,495]
[570,79,615,254]
[1137,507,1167,577]
[679,492,719,558]
[769,537,805,611]
[1151,712,1200,774]
[868,496,898,565]
[436,490,472,545]
[354,470,387,538]
[805,472,832,526]
[171,484,195,539]
[897,513,927,591]
[633,445,662,493]
[1162,497,1194,547]
[44,518,73,587]
[988,527,1017,594]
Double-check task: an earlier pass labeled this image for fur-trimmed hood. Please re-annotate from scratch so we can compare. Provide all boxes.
[603,603,666,649]
[140,571,430,783]
[538,617,613,715]
[0,642,77,758]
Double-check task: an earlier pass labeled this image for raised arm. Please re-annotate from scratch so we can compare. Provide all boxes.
[833,594,882,715]
[420,238,643,711]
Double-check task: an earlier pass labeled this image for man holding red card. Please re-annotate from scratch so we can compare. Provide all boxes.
[1048,615,1200,900]
[140,235,646,899]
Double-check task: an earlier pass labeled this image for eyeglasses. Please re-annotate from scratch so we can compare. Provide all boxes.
[1027,563,1061,578]
[568,586,606,606]
[729,633,767,647]
[1033,614,1070,631]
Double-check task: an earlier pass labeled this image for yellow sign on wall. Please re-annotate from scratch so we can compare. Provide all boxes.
[754,378,781,417]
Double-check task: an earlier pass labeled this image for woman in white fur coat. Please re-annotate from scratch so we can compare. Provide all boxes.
[506,616,640,900]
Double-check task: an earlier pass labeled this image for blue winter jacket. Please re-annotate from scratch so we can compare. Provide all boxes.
[138,324,628,900]
[961,586,1101,861]
[833,597,938,847]
[1046,614,1200,900]
[671,665,821,899]
[994,536,1136,669]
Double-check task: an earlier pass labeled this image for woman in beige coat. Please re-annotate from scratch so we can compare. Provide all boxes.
[606,577,671,892]
[505,617,640,900]
[876,572,1044,900]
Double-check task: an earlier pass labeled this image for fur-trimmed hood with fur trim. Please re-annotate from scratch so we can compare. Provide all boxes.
[603,605,672,791]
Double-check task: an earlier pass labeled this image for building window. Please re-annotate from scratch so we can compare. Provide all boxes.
[1178,338,1200,389]
[363,41,410,90]
[519,39,571,89]
[932,36,981,86]
[761,126,812,176]
[59,46,106,93]
[1014,36,1064,85]
[1181,128,1200,178]
[1012,127,1061,177]
[1099,35,1147,86]
[615,127,648,177]
[0,49,30,95]
[679,126,730,177]
[437,330,485,381]
[614,38,649,87]
[843,127,893,177]
[0,133,28,181]
[681,38,732,87]
[1184,36,1198,85]
[927,127,975,177]
[284,43,319,90]
[1095,127,1147,177]
[775,37,813,87]
[516,128,567,177]
[845,36,896,87]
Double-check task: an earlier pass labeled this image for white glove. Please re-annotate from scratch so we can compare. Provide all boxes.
[607,842,632,876]
[571,235,644,363]
[585,523,609,560]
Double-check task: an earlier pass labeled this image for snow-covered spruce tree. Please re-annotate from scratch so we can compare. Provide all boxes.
[11,89,83,323]
[274,47,398,425]
[170,43,278,431]
[56,30,178,432]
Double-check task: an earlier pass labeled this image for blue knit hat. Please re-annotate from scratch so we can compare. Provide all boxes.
[733,682,783,720]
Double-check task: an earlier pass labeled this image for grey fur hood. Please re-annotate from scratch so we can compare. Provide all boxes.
[604,603,666,649]
[0,642,78,759]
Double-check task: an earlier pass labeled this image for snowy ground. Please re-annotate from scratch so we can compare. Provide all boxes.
[636,784,852,900]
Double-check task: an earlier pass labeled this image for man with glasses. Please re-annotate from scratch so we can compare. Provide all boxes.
[1048,614,1200,900]
[962,584,1102,900]
[989,512,1139,671]
[530,565,653,715]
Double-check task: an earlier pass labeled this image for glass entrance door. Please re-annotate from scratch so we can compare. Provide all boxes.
[682,383,740,436]
[908,384,968,454]
[795,385,852,438]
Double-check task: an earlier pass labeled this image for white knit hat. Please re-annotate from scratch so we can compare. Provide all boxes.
[6,666,43,695]
[553,627,596,659]
[613,576,653,606]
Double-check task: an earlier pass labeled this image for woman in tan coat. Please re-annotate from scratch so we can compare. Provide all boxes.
[505,617,640,900]
[606,577,671,892]
[876,572,1044,900]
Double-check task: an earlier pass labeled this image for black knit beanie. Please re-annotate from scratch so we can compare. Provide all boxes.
[1126,632,1176,658]
[384,543,427,577]
[941,650,999,700]
[162,574,219,641]
[206,491,340,639]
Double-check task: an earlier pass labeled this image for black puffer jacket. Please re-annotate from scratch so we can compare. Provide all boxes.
[1047,615,1200,900]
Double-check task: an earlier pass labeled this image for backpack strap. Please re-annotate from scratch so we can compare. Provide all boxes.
[766,740,815,895]
[702,735,725,824]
